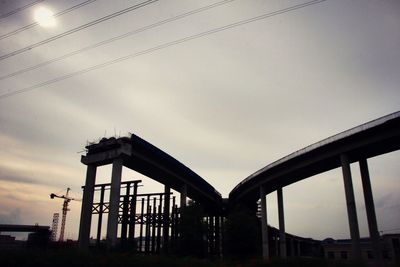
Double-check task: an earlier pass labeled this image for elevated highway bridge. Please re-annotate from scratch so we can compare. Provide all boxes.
[230,111,400,261]
[79,133,223,250]
[78,111,399,262]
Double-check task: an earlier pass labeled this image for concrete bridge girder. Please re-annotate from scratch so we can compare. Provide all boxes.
[79,136,222,249]
[77,112,399,261]
[251,113,400,262]
[258,156,382,261]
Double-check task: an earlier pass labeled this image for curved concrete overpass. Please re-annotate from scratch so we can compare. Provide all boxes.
[229,111,400,261]
[79,133,222,248]
[81,133,222,211]
[78,112,399,257]
[230,111,400,204]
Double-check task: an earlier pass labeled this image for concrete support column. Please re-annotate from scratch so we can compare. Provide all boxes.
[96,185,105,246]
[260,185,269,260]
[277,187,287,258]
[341,154,361,261]
[163,185,171,252]
[79,165,97,248]
[359,158,382,264]
[180,184,187,208]
[106,158,123,247]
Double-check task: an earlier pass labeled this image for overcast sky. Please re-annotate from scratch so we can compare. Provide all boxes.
[0,0,399,241]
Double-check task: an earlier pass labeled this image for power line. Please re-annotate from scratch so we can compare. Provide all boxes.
[0,0,327,100]
[0,0,236,81]
[0,0,159,61]
[0,0,44,20]
[0,0,98,40]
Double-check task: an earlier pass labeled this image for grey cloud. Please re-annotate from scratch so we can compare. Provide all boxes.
[0,168,73,189]
[0,173,38,185]
[0,0,399,240]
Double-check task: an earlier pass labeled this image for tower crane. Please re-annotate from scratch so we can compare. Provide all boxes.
[50,187,77,242]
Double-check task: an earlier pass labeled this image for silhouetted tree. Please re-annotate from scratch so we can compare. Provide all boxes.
[224,204,260,258]
[178,201,207,257]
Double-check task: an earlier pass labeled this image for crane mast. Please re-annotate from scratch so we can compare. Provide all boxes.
[50,213,59,241]
[50,187,74,242]
[59,188,70,242]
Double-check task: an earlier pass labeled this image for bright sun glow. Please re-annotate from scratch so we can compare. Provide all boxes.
[34,7,56,27]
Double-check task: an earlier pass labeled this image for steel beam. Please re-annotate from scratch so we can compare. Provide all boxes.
[128,182,138,241]
[260,186,269,260]
[163,185,171,252]
[96,185,105,246]
[152,197,157,253]
[121,195,129,242]
[139,198,145,251]
[157,195,162,253]
[145,195,151,254]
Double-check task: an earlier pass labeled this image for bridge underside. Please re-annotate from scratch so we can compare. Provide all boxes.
[79,134,223,250]
[77,112,399,262]
[229,112,400,262]
[81,134,222,212]
[230,114,400,204]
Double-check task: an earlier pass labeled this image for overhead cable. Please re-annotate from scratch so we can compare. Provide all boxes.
[0,0,44,20]
[0,0,98,40]
[0,0,327,100]
[0,0,236,81]
[0,0,159,61]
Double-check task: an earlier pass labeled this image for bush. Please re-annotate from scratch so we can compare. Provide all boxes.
[178,201,208,257]
[223,204,261,258]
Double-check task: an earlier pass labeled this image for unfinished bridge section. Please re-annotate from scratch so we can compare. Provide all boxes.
[78,133,223,252]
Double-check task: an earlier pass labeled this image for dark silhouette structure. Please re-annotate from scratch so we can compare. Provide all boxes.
[82,179,183,253]
[322,234,400,265]
[78,134,223,256]
[78,111,400,263]
[230,111,400,263]
[0,224,51,247]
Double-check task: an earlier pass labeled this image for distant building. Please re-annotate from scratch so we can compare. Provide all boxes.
[322,234,400,266]
[0,234,26,249]
[0,234,15,245]
[0,224,51,248]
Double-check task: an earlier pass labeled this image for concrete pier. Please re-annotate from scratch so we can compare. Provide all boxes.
[78,165,97,248]
[359,158,382,265]
[106,158,123,247]
[260,186,269,260]
[277,187,287,258]
[78,135,224,254]
[341,154,361,261]
[96,185,105,246]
